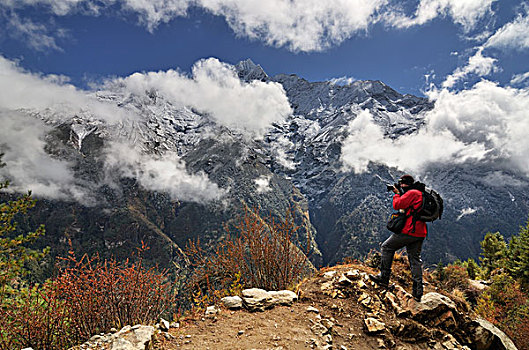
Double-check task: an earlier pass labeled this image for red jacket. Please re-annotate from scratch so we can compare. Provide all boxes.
[393,189,427,237]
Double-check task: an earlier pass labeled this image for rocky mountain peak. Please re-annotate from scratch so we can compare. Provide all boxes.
[236,58,268,82]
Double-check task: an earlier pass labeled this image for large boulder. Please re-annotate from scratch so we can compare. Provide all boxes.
[241,288,273,312]
[469,318,518,350]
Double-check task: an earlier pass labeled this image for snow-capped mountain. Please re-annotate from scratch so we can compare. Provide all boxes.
[3,59,529,269]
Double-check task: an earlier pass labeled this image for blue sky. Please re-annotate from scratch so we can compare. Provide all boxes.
[1,0,528,96]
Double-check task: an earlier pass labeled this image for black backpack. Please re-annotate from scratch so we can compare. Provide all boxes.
[412,182,444,222]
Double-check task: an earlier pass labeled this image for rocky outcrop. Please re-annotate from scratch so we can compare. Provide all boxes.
[470,318,518,350]
[311,267,518,350]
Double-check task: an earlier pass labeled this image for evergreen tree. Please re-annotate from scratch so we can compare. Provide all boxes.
[0,154,47,301]
[507,218,529,287]
[479,231,507,278]
[464,258,480,280]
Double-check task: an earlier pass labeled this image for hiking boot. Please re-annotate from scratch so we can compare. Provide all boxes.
[369,273,389,288]
[413,294,422,302]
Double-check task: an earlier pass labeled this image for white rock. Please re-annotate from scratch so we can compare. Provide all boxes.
[364,318,385,333]
[323,271,337,279]
[269,290,298,306]
[205,305,219,318]
[306,306,320,313]
[242,288,273,312]
[345,269,361,279]
[221,296,243,309]
[159,318,170,332]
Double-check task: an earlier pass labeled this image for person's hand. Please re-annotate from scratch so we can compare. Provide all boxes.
[392,186,399,194]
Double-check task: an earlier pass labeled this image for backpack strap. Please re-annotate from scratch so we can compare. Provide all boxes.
[409,186,426,233]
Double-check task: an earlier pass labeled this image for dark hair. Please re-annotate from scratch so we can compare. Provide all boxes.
[399,174,415,186]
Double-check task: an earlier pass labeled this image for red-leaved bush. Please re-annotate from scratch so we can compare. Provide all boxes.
[0,243,175,349]
[54,244,174,341]
[185,208,312,307]
[0,284,71,350]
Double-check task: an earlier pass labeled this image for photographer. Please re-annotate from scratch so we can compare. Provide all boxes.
[370,174,427,302]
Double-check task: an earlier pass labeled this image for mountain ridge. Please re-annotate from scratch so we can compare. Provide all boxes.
[1,59,529,270]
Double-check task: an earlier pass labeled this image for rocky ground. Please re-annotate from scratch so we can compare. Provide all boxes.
[74,258,517,350]
[153,260,515,350]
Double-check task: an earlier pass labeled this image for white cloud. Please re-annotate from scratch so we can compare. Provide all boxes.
[105,142,226,203]
[114,57,292,137]
[330,76,357,86]
[1,0,496,52]
[0,110,94,204]
[386,0,495,31]
[485,11,529,51]
[441,48,498,88]
[342,80,529,176]
[425,81,529,173]
[0,56,130,123]
[4,12,63,51]
[0,55,242,204]
[340,110,487,174]
[197,0,386,52]
[511,71,529,85]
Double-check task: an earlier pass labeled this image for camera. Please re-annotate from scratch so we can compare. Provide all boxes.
[386,183,400,192]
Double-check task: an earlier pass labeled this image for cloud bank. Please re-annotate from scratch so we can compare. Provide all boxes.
[0,110,92,203]
[0,56,129,123]
[341,80,529,176]
[1,0,497,52]
[114,57,292,137]
[1,55,289,203]
[105,143,226,202]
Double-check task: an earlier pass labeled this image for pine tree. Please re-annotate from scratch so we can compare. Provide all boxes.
[479,231,507,278]
[0,154,47,301]
[507,218,529,287]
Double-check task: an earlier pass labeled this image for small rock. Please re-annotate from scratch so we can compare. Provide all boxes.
[89,335,103,342]
[159,318,170,332]
[323,271,337,279]
[306,306,320,313]
[338,274,352,285]
[322,334,333,344]
[311,323,329,337]
[221,296,243,309]
[377,338,386,348]
[357,280,367,289]
[345,269,361,280]
[242,288,273,312]
[364,318,386,333]
[238,330,245,336]
[205,305,219,318]
[170,322,180,329]
[321,281,334,291]
[110,328,118,333]
[320,318,334,330]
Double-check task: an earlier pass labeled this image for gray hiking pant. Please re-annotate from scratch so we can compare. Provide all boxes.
[379,233,424,298]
